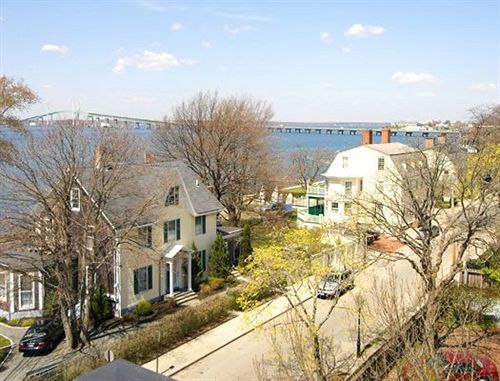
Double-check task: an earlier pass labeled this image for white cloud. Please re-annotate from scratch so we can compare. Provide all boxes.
[471,82,496,91]
[223,24,255,37]
[214,11,270,22]
[41,44,69,56]
[171,22,183,31]
[345,24,385,37]
[320,32,332,45]
[112,50,195,74]
[392,71,437,84]
[341,46,351,53]
[41,84,53,89]
[201,40,212,49]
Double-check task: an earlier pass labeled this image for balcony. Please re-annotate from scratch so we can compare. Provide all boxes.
[298,208,324,225]
[307,183,326,196]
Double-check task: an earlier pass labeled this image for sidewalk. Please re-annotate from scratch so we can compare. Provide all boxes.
[142,284,313,376]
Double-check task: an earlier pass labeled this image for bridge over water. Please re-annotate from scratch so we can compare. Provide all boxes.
[23,110,164,129]
[23,111,459,137]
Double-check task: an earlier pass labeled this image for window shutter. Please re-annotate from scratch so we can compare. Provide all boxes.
[133,270,139,294]
[147,265,153,290]
[202,216,206,234]
[176,219,181,240]
[163,222,168,242]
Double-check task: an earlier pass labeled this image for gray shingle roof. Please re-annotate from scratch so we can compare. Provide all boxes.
[78,161,223,229]
[365,142,418,155]
[75,359,174,381]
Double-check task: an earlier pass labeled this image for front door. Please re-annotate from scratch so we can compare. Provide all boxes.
[165,265,171,294]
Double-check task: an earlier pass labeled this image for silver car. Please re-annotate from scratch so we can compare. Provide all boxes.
[317,270,354,299]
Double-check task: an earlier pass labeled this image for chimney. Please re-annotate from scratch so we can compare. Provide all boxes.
[94,145,104,168]
[144,152,157,164]
[361,129,373,145]
[437,133,447,145]
[424,137,435,149]
[381,128,391,144]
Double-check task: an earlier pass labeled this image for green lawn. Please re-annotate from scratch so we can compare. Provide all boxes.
[0,335,10,348]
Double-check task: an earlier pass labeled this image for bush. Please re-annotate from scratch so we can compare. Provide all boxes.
[91,286,113,325]
[113,296,232,365]
[163,297,177,310]
[199,283,212,297]
[7,318,35,327]
[226,290,243,311]
[208,234,231,278]
[135,300,153,317]
[208,277,225,291]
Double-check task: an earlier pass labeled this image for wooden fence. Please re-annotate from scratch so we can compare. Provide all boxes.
[459,269,489,288]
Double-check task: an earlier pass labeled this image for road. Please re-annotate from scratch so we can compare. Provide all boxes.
[173,244,446,381]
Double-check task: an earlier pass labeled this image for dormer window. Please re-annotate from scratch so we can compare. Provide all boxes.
[138,225,152,248]
[378,157,385,171]
[70,188,80,212]
[166,186,179,206]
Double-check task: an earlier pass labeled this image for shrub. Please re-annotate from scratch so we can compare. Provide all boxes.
[226,290,243,311]
[163,297,177,310]
[91,286,113,325]
[135,300,153,317]
[199,283,212,297]
[238,224,253,266]
[208,277,225,291]
[113,296,232,365]
[208,234,231,278]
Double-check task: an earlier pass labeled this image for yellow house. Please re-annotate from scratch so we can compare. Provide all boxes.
[81,161,224,316]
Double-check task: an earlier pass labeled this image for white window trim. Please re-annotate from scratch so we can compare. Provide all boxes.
[342,156,349,169]
[70,188,81,212]
[0,272,7,302]
[18,273,35,311]
[195,215,206,236]
[331,202,339,213]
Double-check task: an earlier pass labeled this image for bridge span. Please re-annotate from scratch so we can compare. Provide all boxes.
[23,110,164,129]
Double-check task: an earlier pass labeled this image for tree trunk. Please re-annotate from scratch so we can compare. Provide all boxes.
[60,306,77,350]
[312,331,327,381]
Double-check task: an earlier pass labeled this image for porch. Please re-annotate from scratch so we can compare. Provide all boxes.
[162,245,192,297]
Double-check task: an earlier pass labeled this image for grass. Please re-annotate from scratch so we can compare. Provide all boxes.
[0,334,11,364]
[0,317,35,327]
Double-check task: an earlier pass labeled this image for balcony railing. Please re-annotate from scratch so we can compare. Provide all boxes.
[297,209,324,225]
[307,183,326,196]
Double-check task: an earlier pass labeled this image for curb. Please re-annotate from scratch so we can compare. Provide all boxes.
[166,293,314,377]
[0,322,28,330]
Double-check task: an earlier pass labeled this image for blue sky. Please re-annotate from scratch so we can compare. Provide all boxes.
[1,0,499,122]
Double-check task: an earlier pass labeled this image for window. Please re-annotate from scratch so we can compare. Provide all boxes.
[342,156,349,168]
[133,265,153,294]
[163,219,181,242]
[344,202,352,216]
[378,157,385,171]
[86,226,95,251]
[165,186,180,206]
[345,181,352,197]
[198,250,207,272]
[0,273,6,302]
[331,202,339,213]
[19,274,34,310]
[70,188,80,212]
[195,215,206,235]
[138,225,152,247]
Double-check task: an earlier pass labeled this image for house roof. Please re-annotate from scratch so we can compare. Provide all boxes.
[365,143,418,156]
[78,161,223,229]
[75,359,175,381]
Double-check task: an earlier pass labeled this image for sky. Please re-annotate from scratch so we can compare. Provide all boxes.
[1,0,499,122]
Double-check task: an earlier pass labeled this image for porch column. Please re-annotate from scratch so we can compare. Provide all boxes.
[38,271,44,311]
[187,252,192,292]
[168,261,174,297]
[9,272,15,318]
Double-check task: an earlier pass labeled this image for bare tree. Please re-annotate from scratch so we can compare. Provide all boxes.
[0,121,155,349]
[152,91,276,225]
[0,76,38,160]
[289,146,334,190]
[349,138,498,360]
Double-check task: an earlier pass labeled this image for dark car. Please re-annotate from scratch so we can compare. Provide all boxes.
[419,224,440,239]
[19,319,64,355]
[403,349,499,381]
[317,270,354,299]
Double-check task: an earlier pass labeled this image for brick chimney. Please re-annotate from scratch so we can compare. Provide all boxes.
[144,152,157,164]
[94,145,104,168]
[437,133,447,145]
[424,137,435,149]
[361,129,373,145]
[381,128,391,144]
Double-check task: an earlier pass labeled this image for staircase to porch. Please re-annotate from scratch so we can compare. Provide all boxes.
[166,290,198,306]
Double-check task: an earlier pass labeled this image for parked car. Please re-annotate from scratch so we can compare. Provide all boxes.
[317,270,354,299]
[365,229,380,245]
[19,319,64,355]
[402,349,499,381]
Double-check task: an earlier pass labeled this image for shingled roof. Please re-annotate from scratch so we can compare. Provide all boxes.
[78,161,223,229]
